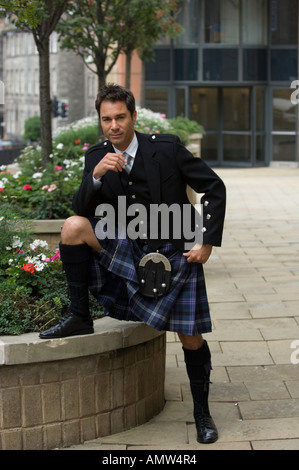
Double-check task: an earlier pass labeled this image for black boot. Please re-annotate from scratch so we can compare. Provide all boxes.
[39,243,94,339]
[183,341,218,444]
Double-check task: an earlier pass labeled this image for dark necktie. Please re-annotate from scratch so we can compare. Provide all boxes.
[123,152,134,174]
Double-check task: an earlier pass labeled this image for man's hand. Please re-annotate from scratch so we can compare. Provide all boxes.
[93,152,126,179]
[183,244,213,264]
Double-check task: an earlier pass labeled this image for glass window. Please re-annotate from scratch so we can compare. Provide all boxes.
[272,135,296,161]
[174,49,198,81]
[205,0,240,44]
[190,88,218,130]
[271,50,298,82]
[223,135,250,162]
[256,135,265,162]
[242,0,267,45]
[203,49,238,81]
[145,49,170,81]
[256,88,265,131]
[176,88,186,117]
[223,88,250,131]
[176,0,200,45]
[271,0,298,45]
[243,49,267,81]
[273,89,296,132]
[145,89,168,115]
[201,134,218,162]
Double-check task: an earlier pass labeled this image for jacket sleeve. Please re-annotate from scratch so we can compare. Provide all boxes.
[174,137,226,247]
[72,144,106,217]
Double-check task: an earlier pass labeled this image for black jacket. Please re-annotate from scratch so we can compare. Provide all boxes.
[72,132,226,251]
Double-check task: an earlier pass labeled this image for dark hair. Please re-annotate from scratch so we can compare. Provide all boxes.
[95,83,136,117]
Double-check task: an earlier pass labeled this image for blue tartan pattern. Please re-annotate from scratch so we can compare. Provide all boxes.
[88,218,212,336]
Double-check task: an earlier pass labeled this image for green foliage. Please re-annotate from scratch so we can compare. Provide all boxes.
[0,212,100,335]
[0,211,64,334]
[0,111,203,220]
[0,0,44,28]
[0,142,86,220]
[57,0,183,86]
[53,118,99,148]
[23,115,41,142]
[167,117,205,146]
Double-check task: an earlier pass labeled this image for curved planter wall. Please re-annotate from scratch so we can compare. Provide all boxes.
[0,318,166,450]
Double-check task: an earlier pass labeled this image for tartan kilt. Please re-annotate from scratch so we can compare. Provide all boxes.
[88,217,212,336]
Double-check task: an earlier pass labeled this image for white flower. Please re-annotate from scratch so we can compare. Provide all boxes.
[56,143,64,149]
[30,239,49,251]
[32,172,43,179]
[12,236,23,249]
[25,255,46,271]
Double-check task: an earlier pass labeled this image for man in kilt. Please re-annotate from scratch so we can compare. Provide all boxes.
[40,84,226,444]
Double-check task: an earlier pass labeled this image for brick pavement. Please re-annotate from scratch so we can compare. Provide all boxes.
[65,167,299,451]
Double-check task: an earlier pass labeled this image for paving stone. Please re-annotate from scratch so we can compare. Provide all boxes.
[97,421,189,446]
[252,439,299,450]
[213,342,274,367]
[239,399,299,420]
[227,364,299,382]
[244,380,290,400]
[286,381,299,398]
[209,320,263,341]
[267,340,298,364]
[212,417,299,443]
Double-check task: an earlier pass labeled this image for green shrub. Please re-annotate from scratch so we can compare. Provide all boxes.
[23,115,41,142]
[0,210,100,335]
[1,111,204,220]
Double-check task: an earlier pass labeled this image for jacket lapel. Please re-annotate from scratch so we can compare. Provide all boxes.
[136,132,161,204]
[101,141,126,197]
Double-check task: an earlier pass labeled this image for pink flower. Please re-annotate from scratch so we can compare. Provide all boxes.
[42,185,49,190]
[81,143,90,150]
[48,184,57,192]
[0,187,4,191]
[23,184,32,190]
[51,253,60,262]
[54,165,63,171]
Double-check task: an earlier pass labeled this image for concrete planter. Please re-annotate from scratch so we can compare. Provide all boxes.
[32,219,64,250]
[0,318,166,450]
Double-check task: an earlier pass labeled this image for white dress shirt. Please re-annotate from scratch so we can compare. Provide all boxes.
[93,133,138,187]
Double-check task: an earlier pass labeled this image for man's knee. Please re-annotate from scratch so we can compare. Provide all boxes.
[61,216,90,244]
[178,333,204,350]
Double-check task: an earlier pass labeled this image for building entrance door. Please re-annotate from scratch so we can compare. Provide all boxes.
[190,86,266,166]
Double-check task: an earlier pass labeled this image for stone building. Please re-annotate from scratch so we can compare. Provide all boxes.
[1,25,99,142]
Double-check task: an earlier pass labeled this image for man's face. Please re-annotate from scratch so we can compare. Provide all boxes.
[100,100,137,151]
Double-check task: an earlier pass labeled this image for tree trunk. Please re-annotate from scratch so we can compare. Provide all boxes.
[38,39,53,167]
[96,67,107,140]
[125,51,132,89]
[140,60,146,108]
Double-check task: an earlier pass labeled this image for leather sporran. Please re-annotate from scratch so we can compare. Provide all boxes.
[137,253,172,299]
